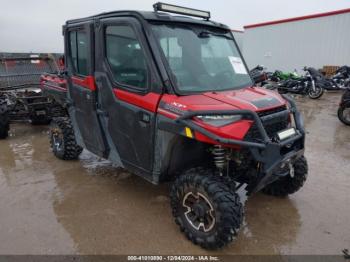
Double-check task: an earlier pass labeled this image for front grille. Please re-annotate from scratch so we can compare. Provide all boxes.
[257,105,287,117]
[245,106,289,141]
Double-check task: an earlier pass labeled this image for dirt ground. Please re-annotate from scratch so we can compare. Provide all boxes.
[0,93,349,255]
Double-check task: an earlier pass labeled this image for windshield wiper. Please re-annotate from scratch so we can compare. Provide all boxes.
[198,31,234,40]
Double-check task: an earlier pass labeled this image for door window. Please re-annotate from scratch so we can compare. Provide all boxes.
[105,25,148,89]
[69,30,88,76]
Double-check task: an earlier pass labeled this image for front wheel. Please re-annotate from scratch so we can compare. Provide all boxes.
[170,168,243,249]
[262,156,308,197]
[308,85,324,99]
[338,105,350,125]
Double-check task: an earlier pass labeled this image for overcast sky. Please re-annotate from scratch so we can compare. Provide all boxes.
[1,0,349,53]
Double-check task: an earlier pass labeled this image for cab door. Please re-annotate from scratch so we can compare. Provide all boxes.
[94,17,162,177]
[65,23,108,158]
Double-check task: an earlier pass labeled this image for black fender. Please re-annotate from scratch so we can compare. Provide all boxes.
[152,115,212,183]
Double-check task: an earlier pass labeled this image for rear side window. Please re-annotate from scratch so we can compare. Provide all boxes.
[105,25,148,89]
[69,31,88,76]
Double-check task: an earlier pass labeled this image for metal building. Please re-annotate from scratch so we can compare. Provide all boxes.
[232,30,244,50]
[242,8,350,72]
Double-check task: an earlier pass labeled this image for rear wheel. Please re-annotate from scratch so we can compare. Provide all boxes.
[49,117,83,160]
[308,85,324,99]
[170,168,243,249]
[262,156,308,197]
[0,98,9,139]
[337,105,350,125]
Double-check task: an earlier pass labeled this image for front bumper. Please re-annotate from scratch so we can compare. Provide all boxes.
[176,94,305,194]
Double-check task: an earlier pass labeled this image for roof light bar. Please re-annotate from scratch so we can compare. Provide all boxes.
[153,2,211,20]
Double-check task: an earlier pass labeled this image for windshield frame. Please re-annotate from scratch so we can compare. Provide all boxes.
[149,21,254,95]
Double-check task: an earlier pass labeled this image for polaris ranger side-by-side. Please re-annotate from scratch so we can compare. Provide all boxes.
[44,3,308,249]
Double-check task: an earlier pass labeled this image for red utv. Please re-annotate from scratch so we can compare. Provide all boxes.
[44,3,308,249]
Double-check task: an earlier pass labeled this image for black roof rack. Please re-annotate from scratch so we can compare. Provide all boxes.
[64,4,229,30]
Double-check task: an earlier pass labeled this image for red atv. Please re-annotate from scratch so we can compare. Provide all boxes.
[42,3,308,249]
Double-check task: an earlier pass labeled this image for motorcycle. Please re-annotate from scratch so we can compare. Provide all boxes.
[262,69,302,90]
[276,67,324,99]
[312,66,350,91]
[329,66,350,90]
[249,65,268,85]
[337,87,350,125]
[270,70,301,82]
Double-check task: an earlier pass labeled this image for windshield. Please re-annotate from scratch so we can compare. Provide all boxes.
[151,23,253,93]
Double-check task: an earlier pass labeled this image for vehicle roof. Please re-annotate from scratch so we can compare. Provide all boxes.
[66,10,230,30]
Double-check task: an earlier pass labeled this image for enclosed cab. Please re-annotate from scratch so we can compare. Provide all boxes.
[48,3,308,249]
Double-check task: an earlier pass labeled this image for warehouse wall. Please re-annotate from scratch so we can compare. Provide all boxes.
[242,12,350,72]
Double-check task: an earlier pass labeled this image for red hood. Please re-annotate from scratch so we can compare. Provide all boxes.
[160,87,286,114]
[158,87,288,145]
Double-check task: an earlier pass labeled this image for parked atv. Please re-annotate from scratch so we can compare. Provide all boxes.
[338,87,350,125]
[45,3,308,249]
[0,54,66,139]
[277,67,324,99]
[40,72,68,108]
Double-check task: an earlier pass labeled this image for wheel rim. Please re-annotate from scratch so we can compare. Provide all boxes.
[289,163,295,178]
[342,108,350,122]
[309,87,322,98]
[182,191,216,233]
[52,128,64,152]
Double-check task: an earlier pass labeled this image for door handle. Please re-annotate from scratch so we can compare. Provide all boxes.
[139,112,151,123]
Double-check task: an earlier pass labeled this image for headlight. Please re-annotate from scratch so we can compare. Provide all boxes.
[196,115,243,127]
